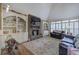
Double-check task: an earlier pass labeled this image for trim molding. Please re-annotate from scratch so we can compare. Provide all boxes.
[3,7,27,16]
[48,16,79,22]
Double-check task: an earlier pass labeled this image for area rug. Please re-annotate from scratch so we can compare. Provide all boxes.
[23,36,60,55]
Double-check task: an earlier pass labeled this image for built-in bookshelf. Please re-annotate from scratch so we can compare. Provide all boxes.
[17,17,26,32]
[3,16,26,34]
[28,15,42,41]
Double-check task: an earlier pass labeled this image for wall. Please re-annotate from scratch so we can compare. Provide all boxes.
[0,4,2,34]
[2,3,79,40]
[3,3,52,20]
[0,9,29,49]
[2,3,53,38]
[0,4,2,54]
[3,3,79,20]
[2,3,54,38]
[0,4,1,29]
[48,3,79,20]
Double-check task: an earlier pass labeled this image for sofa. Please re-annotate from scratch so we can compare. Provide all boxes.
[59,34,75,55]
[50,30,65,39]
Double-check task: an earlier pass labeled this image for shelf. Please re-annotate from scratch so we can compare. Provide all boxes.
[31,25,40,27]
[28,15,41,40]
[3,26,16,28]
[3,16,26,34]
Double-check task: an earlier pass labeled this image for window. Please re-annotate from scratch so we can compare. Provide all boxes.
[70,22,74,34]
[62,22,66,31]
[51,19,79,36]
[55,23,59,30]
[59,23,61,30]
[74,21,78,36]
[51,22,55,32]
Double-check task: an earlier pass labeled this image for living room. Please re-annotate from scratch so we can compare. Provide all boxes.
[0,3,79,55]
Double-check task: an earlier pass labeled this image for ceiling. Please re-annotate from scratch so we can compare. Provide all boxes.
[3,3,79,20]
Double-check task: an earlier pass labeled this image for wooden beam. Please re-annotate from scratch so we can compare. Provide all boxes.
[3,7,27,16]
[10,9,27,16]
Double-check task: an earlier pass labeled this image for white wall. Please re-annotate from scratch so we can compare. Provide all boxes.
[0,9,29,49]
[3,3,53,38]
[2,3,79,42]
[3,3,79,20]
[48,3,79,20]
[3,3,52,20]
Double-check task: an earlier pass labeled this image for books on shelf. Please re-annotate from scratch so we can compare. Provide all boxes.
[3,16,26,34]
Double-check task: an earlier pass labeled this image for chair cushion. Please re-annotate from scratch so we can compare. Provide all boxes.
[61,37,74,44]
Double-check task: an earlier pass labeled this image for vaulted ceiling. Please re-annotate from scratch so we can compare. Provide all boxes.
[3,3,79,20]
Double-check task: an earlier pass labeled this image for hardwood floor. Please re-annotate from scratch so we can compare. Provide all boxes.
[17,44,34,55]
[1,44,34,55]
